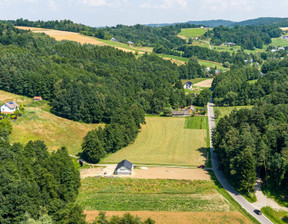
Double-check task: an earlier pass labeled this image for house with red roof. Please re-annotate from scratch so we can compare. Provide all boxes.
[0,101,19,113]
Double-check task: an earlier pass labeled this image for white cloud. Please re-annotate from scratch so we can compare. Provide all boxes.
[201,0,254,12]
[24,0,39,3]
[141,0,187,10]
[78,0,108,7]
[48,0,59,11]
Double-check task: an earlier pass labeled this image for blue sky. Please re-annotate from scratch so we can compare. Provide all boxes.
[1,0,288,27]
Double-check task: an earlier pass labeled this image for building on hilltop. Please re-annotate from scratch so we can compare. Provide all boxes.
[0,101,19,113]
[114,160,133,175]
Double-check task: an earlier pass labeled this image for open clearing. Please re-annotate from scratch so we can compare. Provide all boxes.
[179,28,209,38]
[101,117,207,166]
[214,106,254,119]
[0,90,102,155]
[193,79,213,88]
[85,210,252,224]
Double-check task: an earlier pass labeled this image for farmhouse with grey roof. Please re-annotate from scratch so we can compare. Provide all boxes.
[114,160,133,175]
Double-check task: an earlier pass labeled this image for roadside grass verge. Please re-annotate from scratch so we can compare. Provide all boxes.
[261,207,288,224]
[208,171,260,224]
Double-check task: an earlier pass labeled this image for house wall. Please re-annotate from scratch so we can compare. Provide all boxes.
[114,166,132,175]
[0,105,17,113]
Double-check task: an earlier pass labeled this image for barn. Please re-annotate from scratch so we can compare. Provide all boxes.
[114,160,133,175]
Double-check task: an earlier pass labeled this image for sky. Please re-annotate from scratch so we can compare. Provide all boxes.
[1,0,288,27]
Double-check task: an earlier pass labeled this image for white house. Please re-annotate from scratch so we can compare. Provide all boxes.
[114,160,133,175]
[183,81,193,90]
[0,101,19,113]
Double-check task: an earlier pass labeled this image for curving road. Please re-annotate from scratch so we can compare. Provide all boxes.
[207,102,273,224]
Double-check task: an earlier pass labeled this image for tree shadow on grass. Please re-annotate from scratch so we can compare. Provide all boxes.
[282,216,288,223]
[197,147,211,167]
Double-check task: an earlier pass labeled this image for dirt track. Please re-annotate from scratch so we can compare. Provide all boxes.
[84,210,252,224]
[80,166,210,180]
[133,167,210,180]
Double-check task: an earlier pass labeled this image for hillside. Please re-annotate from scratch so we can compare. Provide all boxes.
[0,90,102,155]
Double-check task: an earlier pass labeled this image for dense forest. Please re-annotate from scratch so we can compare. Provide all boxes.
[0,119,85,223]
[204,25,282,49]
[0,23,207,162]
[212,59,288,106]
[213,104,288,195]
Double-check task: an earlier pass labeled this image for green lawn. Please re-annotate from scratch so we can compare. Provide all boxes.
[101,117,207,166]
[261,207,288,224]
[184,116,207,129]
[271,37,288,47]
[78,178,231,212]
[179,28,208,38]
[214,106,254,120]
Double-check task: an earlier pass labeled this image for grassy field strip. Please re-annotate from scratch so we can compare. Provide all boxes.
[78,178,230,212]
[101,117,207,166]
[15,26,153,54]
[0,90,102,155]
[179,28,209,38]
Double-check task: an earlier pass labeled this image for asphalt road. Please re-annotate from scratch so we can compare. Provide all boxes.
[207,102,273,224]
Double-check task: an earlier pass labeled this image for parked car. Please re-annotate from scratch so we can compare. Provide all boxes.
[254,209,262,215]
[197,165,205,169]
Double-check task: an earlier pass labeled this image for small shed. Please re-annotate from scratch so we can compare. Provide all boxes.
[183,81,193,90]
[33,96,42,101]
[114,160,133,175]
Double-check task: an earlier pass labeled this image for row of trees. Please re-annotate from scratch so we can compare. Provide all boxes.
[178,45,252,67]
[213,104,288,194]
[205,25,282,49]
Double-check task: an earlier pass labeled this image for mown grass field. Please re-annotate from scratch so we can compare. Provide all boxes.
[0,90,102,155]
[101,117,207,166]
[78,178,230,212]
[179,28,208,38]
[184,117,207,129]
